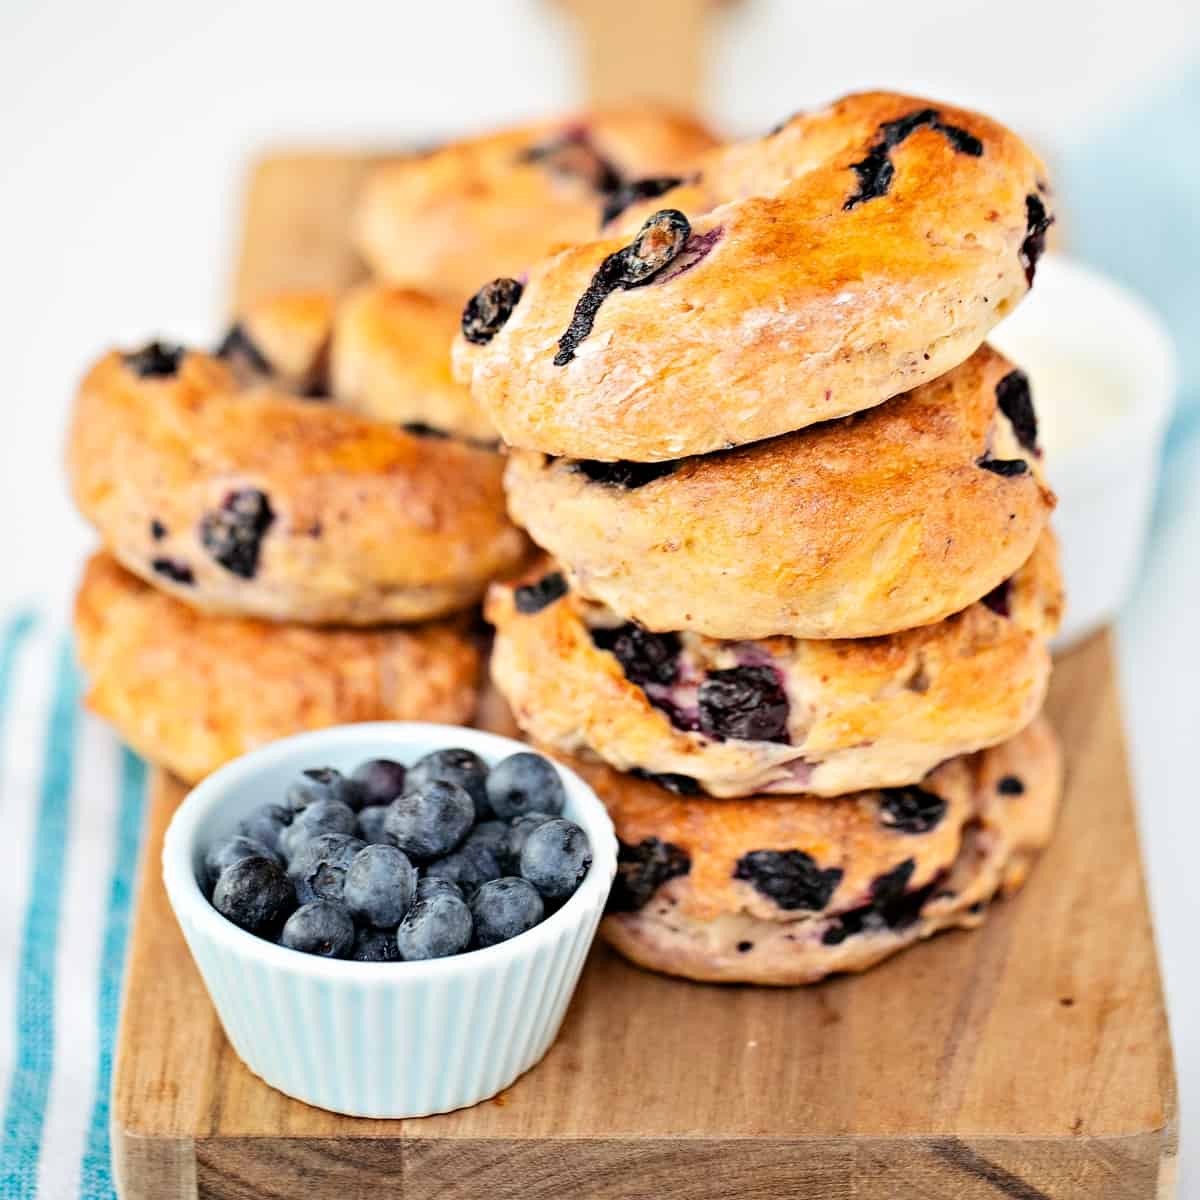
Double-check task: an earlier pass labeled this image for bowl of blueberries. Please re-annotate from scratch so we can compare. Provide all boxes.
[161,722,617,1118]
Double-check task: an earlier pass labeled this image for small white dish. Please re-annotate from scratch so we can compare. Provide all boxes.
[162,722,617,1118]
[989,253,1176,648]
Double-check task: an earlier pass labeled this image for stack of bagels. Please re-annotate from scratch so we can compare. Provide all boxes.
[449,92,1065,984]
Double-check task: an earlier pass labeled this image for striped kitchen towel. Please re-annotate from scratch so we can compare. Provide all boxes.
[0,613,147,1200]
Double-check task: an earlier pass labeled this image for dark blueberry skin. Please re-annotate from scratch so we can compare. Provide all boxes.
[504,811,555,873]
[396,884,473,960]
[286,767,364,813]
[572,459,678,489]
[215,322,272,375]
[821,863,934,946]
[204,834,280,890]
[423,840,503,898]
[406,748,490,820]
[238,802,293,854]
[514,571,568,614]
[878,787,947,835]
[697,665,790,744]
[461,277,524,345]
[415,875,463,902]
[288,832,366,904]
[608,837,690,913]
[628,769,701,796]
[997,774,1025,796]
[1020,193,1054,285]
[199,488,275,579]
[519,818,592,900]
[150,519,168,541]
[982,578,1012,617]
[600,175,684,226]
[977,456,1029,477]
[356,804,392,846]
[122,341,184,378]
[995,369,1039,452]
[280,798,358,860]
[590,624,680,687]
[384,780,474,860]
[352,926,403,963]
[734,849,843,911]
[212,856,295,936]
[469,877,544,948]
[351,758,407,807]
[280,901,355,958]
[343,844,417,928]
[151,558,194,585]
[486,753,566,820]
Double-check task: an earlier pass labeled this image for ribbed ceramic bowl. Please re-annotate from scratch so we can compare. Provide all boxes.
[162,722,617,1118]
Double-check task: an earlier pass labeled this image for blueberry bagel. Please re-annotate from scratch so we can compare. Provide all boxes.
[505,345,1055,639]
[67,330,528,624]
[454,91,1052,461]
[487,532,1061,798]
[74,554,483,783]
[581,716,1060,985]
[355,107,718,299]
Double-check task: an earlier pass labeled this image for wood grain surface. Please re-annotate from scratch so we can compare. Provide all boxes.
[110,154,1177,1200]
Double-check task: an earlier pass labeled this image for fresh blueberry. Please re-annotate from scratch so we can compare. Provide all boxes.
[288,832,366,904]
[518,818,592,900]
[280,798,358,859]
[405,748,491,819]
[280,901,355,958]
[503,811,555,872]
[212,856,295,936]
[356,804,392,845]
[486,753,565,820]
[396,884,473,960]
[414,876,463,902]
[286,766,364,813]
[383,780,474,860]
[423,838,502,898]
[351,758,407,807]
[343,844,417,928]
[470,877,544,947]
[351,926,402,962]
[204,834,280,890]
[237,802,292,854]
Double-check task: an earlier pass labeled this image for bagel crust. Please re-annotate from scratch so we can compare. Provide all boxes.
[505,345,1055,639]
[74,554,483,783]
[487,532,1060,798]
[67,348,529,625]
[355,107,719,299]
[581,716,1061,985]
[454,91,1052,460]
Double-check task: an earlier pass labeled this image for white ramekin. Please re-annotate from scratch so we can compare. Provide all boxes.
[162,722,617,1118]
[989,253,1177,648]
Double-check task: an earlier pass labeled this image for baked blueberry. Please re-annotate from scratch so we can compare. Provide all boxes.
[288,832,366,904]
[122,341,184,378]
[280,900,355,958]
[878,786,947,834]
[204,834,280,890]
[977,456,1029,476]
[504,811,555,872]
[198,488,275,579]
[406,748,490,820]
[351,758,407,807]
[519,818,591,900]
[238,802,293,854]
[461,277,524,345]
[486,752,566,819]
[870,858,916,904]
[151,558,194,585]
[733,849,843,911]
[982,578,1011,617]
[573,459,678,489]
[212,855,294,937]
[286,766,363,813]
[590,624,680,687]
[469,877,544,948]
[697,665,790,743]
[609,837,690,913]
[628,769,701,796]
[384,779,474,860]
[396,882,473,960]
[343,844,417,928]
[149,519,168,541]
[215,322,272,375]
[1020,193,1054,285]
[995,369,1038,452]
[600,175,684,226]
[351,926,403,962]
[997,774,1025,796]
[514,571,568,614]
[280,798,358,859]
[356,804,392,846]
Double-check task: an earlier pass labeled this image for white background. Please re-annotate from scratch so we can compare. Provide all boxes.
[2,0,1197,1192]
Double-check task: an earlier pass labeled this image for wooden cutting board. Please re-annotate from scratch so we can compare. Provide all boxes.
[110,155,1177,1200]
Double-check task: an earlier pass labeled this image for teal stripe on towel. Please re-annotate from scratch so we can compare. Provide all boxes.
[0,638,81,1197]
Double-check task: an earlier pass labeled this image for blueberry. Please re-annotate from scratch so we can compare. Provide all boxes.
[461,278,524,345]
[519,818,592,899]
[469,877,544,947]
[503,811,555,872]
[1020,193,1054,285]
[237,802,293,854]
[122,341,184,378]
[286,766,363,813]
[280,798,358,860]
[199,488,275,580]
[151,558,194,585]
[212,856,295,936]
[406,748,490,819]
[514,571,568,614]
[351,926,402,962]
[343,844,417,928]
[288,832,366,904]
[215,322,272,375]
[697,665,790,743]
[995,369,1038,452]
[383,780,474,860]
[486,753,565,820]
[356,804,392,845]
[997,775,1025,796]
[600,175,684,225]
[204,834,280,890]
[733,849,843,911]
[878,787,947,834]
[414,875,463,902]
[280,901,355,958]
[396,885,473,960]
[573,460,678,489]
[590,624,680,687]
[423,839,502,898]
[608,838,691,913]
[351,758,407,807]
[628,769,701,795]
[982,578,1011,617]
[976,456,1029,476]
